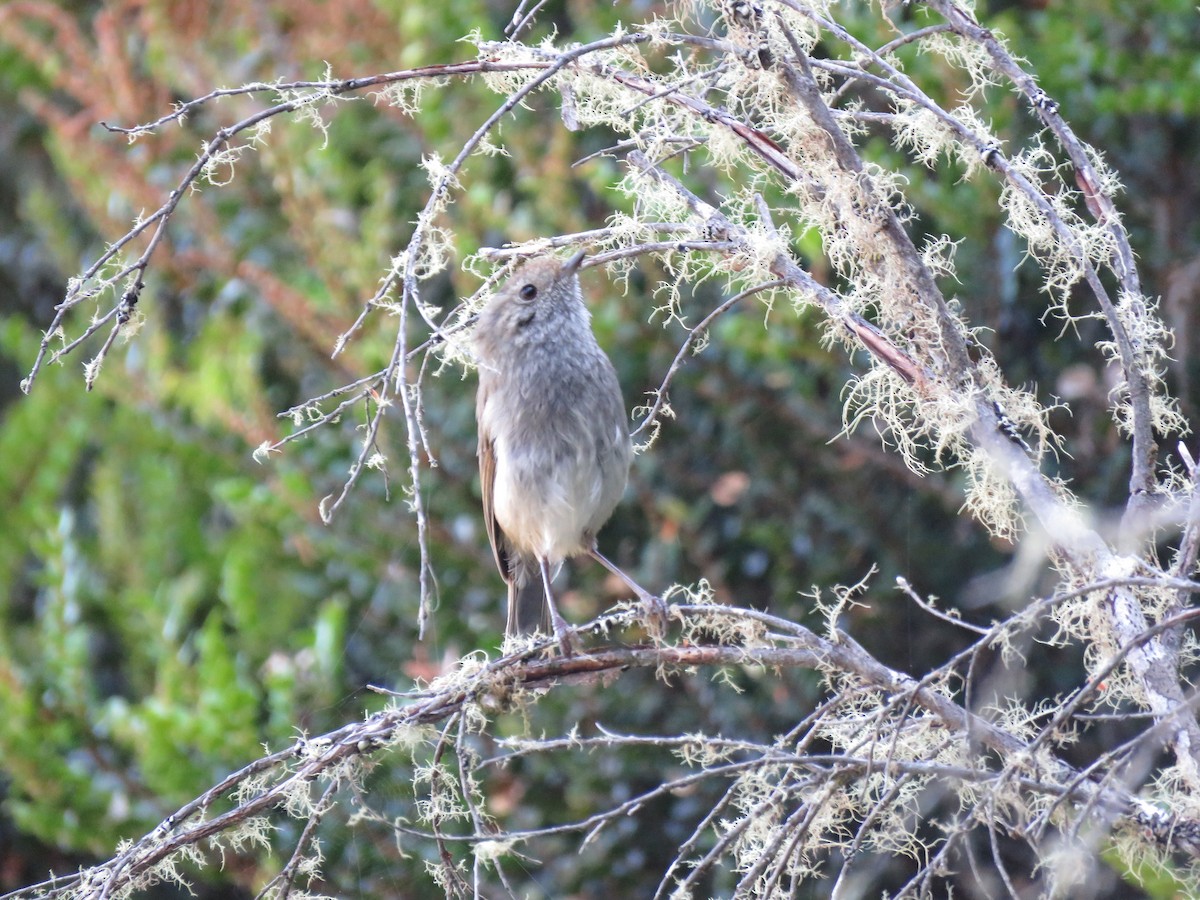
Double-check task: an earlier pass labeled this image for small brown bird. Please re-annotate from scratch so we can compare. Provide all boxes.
[474,250,632,651]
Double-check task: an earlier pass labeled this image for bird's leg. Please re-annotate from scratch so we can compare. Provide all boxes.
[539,557,577,655]
[589,547,670,635]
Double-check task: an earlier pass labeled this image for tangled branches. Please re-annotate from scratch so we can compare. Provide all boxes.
[12,0,1200,895]
[12,592,1200,899]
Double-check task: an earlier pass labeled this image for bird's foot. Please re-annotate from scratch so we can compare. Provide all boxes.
[550,610,580,656]
[640,591,670,639]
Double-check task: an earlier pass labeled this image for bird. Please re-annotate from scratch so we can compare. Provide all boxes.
[474,249,633,652]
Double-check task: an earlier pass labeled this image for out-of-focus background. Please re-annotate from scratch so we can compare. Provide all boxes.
[2,1,1199,895]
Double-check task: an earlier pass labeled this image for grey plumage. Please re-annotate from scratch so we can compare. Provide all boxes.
[474,251,632,641]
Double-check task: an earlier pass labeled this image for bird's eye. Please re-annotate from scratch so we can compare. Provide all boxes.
[519,284,538,301]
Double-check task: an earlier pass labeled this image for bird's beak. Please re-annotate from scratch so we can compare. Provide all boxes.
[562,248,587,275]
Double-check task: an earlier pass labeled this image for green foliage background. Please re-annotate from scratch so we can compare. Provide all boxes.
[1,0,1199,895]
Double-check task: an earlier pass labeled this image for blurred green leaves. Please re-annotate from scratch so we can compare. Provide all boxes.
[1,0,1199,895]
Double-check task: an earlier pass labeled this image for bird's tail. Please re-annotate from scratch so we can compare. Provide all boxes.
[505,553,552,636]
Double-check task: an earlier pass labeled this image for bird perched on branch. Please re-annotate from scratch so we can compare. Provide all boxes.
[474,250,633,653]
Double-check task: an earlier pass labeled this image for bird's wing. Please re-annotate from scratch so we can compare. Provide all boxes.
[477,385,511,586]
